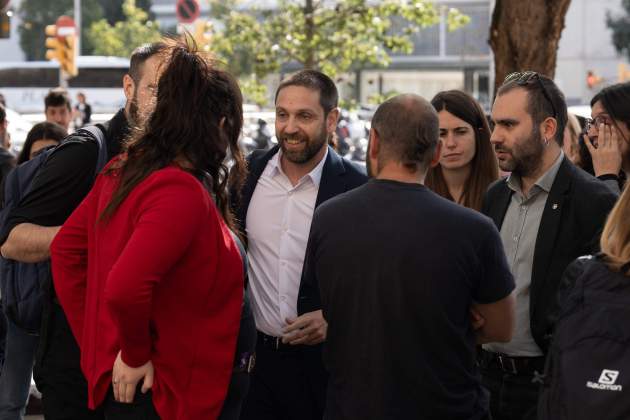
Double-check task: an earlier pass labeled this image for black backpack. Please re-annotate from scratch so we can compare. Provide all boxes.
[0,125,108,334]
[538,255,630,420]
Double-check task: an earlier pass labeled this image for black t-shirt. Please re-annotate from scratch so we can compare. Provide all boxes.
[1,108,127,240]
[303,179,514,420]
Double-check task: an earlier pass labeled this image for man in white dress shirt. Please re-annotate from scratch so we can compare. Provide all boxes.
[233,70,366,420]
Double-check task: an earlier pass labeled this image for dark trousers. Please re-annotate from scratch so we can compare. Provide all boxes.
[103,387,160,420]
[481,363,541,420]
[220,372,251,420]
[33,303,104,420]
[240,335,321,420]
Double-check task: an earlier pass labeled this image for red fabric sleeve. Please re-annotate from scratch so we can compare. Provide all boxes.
[103,172,209,368]
[50,177,100,346]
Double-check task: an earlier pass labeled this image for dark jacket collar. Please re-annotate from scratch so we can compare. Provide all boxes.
[486,156,574,298]
[530,156,573,295]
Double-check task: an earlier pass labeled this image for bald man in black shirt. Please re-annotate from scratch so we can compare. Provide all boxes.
[302,94,516,420]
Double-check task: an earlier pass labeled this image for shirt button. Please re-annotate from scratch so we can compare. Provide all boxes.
[288,191,293,196]
[281,260,287,266]
[513,236,518,242]
[280,295,287,301]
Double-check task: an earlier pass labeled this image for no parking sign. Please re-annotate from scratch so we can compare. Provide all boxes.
[176,0,200,24]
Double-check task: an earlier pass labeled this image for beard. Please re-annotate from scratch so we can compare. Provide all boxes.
[128,89,140,127]
[279,125,328,164]
[128,88,154,128]
[495,127,545,178]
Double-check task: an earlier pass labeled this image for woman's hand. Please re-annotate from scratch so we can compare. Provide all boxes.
[112,350,154,403]
[584,123,623,177]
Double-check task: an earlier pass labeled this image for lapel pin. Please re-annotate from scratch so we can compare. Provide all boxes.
[552,203,558,210]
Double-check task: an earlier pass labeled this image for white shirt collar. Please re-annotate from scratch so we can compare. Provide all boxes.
[267,146,329,187]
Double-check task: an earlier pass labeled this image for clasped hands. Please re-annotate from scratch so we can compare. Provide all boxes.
[281,309,327,346]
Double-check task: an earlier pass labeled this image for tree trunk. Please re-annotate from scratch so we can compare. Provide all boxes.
[489,0,572,92]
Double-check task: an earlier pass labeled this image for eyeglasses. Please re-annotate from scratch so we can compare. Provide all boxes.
[504,71,558,119]
[584,115,612,132]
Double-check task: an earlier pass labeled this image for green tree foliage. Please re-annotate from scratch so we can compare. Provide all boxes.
[607,0,630,61]
[87,0,161,58]
[207,0,468,77]
[97,0,154,25]
[18,0,104,60]
[204,0,468,104]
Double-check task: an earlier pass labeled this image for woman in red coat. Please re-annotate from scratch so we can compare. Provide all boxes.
[50,38,247,419]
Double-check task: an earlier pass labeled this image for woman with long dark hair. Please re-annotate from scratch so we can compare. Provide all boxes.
[17,121,66,164]
[583,82,630,193]
[426,90,498,211]
[50,38,247,419]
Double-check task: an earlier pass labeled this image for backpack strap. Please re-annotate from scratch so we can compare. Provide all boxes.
[75,124,109,176]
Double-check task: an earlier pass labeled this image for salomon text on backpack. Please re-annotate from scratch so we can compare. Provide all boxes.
[538,254,630,420]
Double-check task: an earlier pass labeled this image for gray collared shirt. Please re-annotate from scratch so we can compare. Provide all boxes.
[485,152,564,356]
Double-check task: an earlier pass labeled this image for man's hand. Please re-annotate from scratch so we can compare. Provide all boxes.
[282,310,327,346]
[112,351,154,404]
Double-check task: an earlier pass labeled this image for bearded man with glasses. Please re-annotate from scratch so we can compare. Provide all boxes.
[478,71,618,420]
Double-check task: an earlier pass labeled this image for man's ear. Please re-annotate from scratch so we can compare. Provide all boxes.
[123,74,135,102]
[368,128,380,161]
[429,141,442,168]
[542,117,558,145]
[326,107,340,134]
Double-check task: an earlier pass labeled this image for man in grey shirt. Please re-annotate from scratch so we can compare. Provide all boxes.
[480,71,618,420]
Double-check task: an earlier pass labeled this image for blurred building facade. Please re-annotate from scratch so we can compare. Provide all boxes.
[556,0,630,106]
[0,0,629,109]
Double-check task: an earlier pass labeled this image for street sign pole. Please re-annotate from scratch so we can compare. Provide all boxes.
[59,69,67,88]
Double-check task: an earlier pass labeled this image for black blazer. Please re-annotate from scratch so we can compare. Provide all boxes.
[481,157,617,353]
[231,145,367,411]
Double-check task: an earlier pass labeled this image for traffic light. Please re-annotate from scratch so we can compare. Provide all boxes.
[618,64,630,83]
[0,10,9,39]
[45,24,77,77]
[586,70,602,89]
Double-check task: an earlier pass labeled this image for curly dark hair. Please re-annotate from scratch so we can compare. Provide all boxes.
[101,36,247,231]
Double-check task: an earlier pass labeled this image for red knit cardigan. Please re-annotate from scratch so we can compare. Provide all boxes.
[51,165,243,419]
